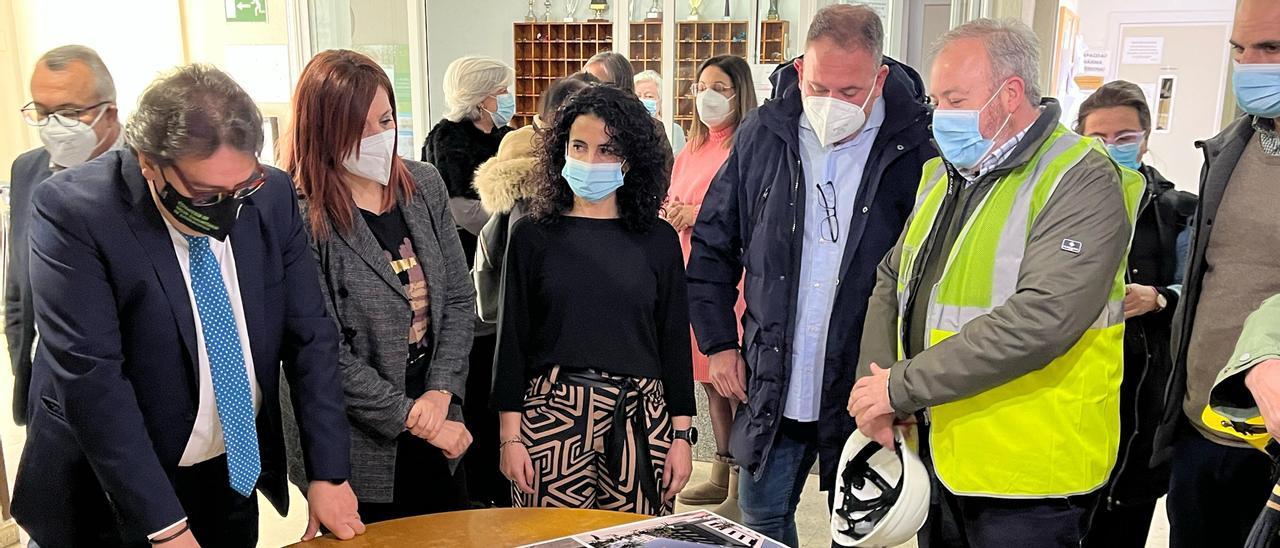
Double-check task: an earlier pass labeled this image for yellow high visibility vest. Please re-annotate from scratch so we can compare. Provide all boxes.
[895,124,1144,497]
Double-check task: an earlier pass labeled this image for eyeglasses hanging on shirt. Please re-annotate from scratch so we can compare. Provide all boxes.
[817,181,839,243]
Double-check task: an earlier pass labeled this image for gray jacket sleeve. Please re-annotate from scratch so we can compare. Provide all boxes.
[416,165,476,402]
[449,196,489,236]
[885,153,1132,414]
[312,241,413,440]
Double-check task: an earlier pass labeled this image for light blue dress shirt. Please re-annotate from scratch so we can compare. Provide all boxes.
[784,97,886,422]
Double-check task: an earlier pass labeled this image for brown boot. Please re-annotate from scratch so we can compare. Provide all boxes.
[711,465,741,522]
[677,454,732,505]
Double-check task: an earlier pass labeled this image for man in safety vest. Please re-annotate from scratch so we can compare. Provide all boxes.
[849,18,1143,547]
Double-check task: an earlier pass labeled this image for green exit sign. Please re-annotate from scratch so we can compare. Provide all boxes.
[226,0,266,22]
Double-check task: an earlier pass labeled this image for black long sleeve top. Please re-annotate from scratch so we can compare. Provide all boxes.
[493,216,696,416]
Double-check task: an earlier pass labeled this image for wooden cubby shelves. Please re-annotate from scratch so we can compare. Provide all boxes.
[759,20,790,64]
[629,21,662,75]
[512,22,614,128]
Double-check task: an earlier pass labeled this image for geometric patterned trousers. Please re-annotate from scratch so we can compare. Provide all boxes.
[512,366,674,516]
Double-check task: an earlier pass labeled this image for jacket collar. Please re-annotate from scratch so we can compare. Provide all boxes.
[119,151,199,376]
[1140,164,1176,195]
[118,150,268,386]
[1196,114,1256,162]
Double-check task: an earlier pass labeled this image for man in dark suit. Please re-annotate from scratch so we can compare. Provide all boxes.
[10,64,364,546]
[8,45,123,425]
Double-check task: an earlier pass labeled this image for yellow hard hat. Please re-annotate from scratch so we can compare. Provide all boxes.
[1202,405,1272,452]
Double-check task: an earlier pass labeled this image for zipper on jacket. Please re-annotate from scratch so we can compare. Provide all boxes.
[755,155,804,479]
[1157,141,1215,426]
[1107,322,1152,511]
[900,166,966,355]
[751,185,772,227]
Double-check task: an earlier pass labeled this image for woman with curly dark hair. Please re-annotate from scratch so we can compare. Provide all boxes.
[492,84,695,515]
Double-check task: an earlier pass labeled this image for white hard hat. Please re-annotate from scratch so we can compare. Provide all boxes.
[830,427,930,547]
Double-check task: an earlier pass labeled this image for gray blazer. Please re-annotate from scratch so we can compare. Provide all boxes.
[285,160,475,502]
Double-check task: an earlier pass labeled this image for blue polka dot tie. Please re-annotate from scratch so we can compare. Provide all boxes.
[186,235,260,497]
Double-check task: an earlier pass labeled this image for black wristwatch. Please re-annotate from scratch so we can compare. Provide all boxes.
[673,427,698,446]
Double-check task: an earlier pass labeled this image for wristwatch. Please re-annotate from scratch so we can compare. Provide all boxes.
[1155,291,1168,312]
[673,427,698,446]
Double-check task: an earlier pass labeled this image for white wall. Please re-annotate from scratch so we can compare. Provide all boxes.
[1075,0,1235,54]
[424,0,528,124]
[5,0,186,166]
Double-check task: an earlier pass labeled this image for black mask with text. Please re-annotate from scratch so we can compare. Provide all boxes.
[155,178,244,241]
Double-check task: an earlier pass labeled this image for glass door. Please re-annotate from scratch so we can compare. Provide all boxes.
[305,0,428,157]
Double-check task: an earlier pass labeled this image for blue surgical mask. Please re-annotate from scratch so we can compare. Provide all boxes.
[1233,63,1280,119]
[641,98,659,117]
[1105,142,1142,170]
[561,155,626,202]
[931,81,1012,170]
[490,92,516,127]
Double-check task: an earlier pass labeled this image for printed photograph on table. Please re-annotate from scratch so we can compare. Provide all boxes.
[521,510,787,548]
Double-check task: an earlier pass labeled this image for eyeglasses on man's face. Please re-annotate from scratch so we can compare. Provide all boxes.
[163,162,269,207]
[20,100,112,127]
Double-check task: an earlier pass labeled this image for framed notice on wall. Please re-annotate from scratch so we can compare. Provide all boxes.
[1051,6,1081,98]
[1155,75,1177,133]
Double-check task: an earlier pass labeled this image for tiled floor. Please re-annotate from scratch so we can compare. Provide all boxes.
[1,359,1171,547]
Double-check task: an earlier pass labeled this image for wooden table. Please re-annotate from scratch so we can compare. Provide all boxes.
[289,508,648,547]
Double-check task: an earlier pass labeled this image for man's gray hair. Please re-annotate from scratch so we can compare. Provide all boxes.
[37,45,117,103]
[931,18,1042,104]
[585,51,635,93]
[806,4,884,62]
[125,64,263,165]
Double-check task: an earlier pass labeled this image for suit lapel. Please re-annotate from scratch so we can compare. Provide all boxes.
[119,153,200,379]
[336,207,409,302]
[401,191,446,341]
[230,204,271,389]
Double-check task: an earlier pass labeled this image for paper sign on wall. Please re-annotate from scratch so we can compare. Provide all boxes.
[1081,50,1109,75]
[1122,37,1164,65]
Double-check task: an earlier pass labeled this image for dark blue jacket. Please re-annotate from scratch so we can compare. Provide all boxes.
[5,147,50,425]
[11,150,351,545]
[687,58,936,488]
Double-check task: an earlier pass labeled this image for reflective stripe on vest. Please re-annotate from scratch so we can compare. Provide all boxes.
[895,123,1144,497]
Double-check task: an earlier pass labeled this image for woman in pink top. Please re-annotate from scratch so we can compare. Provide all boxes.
[663,55,757,515]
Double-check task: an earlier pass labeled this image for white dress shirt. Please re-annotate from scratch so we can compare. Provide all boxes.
[163,221,262,466]
[786,97,886,422]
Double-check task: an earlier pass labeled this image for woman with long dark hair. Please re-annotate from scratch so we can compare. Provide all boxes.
[281,49,476,522]
[666,55,757,518]
[493,85,695,515]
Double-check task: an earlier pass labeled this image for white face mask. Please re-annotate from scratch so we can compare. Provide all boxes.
[802,78,877,148]
[343,129,397,185]
[696,90,736,128]
[39,107,110,168]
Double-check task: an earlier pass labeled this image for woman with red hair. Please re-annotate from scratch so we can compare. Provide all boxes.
[281,49,477,522]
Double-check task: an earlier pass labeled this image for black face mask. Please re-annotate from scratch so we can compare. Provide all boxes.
[154,175,244,241]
